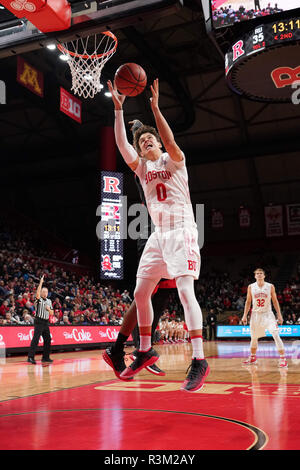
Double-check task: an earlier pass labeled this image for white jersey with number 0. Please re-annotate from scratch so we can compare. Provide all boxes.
[134,152,196,231]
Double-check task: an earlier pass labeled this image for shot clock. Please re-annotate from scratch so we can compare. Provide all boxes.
[272,18,300,39]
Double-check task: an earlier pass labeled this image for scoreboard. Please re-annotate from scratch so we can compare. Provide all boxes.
[98,171,124,280]
[226,17,300,75]
[225,15,300,102]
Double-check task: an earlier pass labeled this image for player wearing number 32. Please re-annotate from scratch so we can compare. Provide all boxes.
[242,268,287,368]
[107,78,210,392]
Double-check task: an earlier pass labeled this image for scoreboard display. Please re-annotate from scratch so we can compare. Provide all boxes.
[225,15,300,102]
[99,171,124,280]
[225,17,300,75]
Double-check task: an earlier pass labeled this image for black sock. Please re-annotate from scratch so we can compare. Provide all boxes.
[113,333,129,353]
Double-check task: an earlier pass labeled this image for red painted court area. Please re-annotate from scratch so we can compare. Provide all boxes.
[0,377,299,450]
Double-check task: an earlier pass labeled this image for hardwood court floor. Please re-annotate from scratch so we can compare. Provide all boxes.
[0,340,300,450]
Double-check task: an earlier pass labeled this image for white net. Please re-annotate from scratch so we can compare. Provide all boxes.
[58,32,117,99]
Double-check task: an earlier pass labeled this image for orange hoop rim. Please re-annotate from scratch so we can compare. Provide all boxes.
[57,31,118,59]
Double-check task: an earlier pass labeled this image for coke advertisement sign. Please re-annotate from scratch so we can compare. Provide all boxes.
[0,326,131,350]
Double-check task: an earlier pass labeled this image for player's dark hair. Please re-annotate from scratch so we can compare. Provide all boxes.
[133,125,162,155]
[254,268,265,274]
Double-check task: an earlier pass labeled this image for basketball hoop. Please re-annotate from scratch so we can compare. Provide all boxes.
[57,31,118,99]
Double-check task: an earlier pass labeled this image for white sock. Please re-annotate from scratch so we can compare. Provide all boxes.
[191,335,204,359]
[139,334,151,352]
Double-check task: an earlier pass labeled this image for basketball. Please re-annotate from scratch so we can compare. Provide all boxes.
[114,63,147,97]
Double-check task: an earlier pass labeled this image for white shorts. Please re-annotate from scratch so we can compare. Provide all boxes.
[137,226,200,281]
[250,311,279,339]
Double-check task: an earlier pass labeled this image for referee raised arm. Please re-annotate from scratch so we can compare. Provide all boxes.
[27,275,54,365]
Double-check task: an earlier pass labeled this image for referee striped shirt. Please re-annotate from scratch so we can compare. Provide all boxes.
[35,297,53,320]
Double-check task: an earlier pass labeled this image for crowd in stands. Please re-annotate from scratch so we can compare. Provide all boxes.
[212,2,283,28]
[1,248,300,327]
[0,249,132,326]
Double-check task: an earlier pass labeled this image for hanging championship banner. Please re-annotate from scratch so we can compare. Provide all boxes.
[264,205,283,237]
[239,206,251,228]
[17,57,44,97]
[211,209,224,229]
[286,203,300,236]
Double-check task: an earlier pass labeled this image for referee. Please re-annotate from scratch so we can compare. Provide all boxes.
[27,275,54,364]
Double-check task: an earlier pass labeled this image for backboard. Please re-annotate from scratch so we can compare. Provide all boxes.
[0,0,183,58]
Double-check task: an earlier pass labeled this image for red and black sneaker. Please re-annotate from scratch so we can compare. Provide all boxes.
[130,349,165,376]
[120,347,159,379]
[102,346,133,381]
[146,363,166,376]
[181,358,210,393]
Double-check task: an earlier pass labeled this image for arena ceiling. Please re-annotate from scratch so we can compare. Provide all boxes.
[1,0,300,169]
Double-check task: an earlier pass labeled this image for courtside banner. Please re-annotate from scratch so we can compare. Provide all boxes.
[0,325,131,349]
[217,325,300,338]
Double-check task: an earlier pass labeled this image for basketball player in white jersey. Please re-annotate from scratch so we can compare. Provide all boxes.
[241,268,287,368]
[107,78,210,392]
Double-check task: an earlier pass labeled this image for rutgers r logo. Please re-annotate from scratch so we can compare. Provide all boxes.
[232,40,245,62]
[271,66,300,89]
[103,176,121,194]
[188,260,197,271]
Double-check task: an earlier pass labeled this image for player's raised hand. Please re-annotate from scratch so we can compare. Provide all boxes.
[107,80,126,110]
[150,78,159,111]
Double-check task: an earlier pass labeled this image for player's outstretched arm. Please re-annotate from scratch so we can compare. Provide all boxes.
[107,80,139,172]
[149,79,183,163]
[241,286,251,325]
[271,285,284,324]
